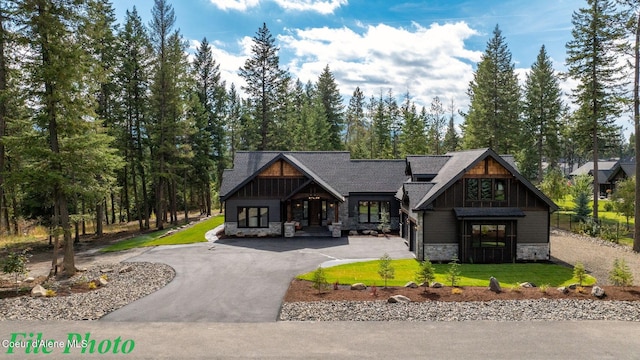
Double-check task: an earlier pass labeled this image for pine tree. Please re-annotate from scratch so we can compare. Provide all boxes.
[117,7,153,230]
[566,0,627,221]
[344,87,369,158]
[427,96,447,155]
[442,99,460,152]
[399,93,427,156]
[522,45,563,182]
[316,65,344,150]
[462,25,521,154]
[239,23,288,150]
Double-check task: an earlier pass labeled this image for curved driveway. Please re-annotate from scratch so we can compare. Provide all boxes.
[101,236,413,323]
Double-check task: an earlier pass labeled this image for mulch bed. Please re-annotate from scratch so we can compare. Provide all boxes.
[284,279,640,302]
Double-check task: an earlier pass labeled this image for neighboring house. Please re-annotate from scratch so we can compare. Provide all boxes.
[569,160,635,196]
[397,148,557,263]
[219,149,558,264]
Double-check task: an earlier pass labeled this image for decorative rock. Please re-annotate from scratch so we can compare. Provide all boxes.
[404,281,418,288]
[98,278,108,287]
[519,282,534,288]
[362,230,371,235]
[257,231,268,238]
[369,230,378,236]
[489,277,502,293]
[31,285,47,297]
[23,277,35,283]
[100,269,113,273]
[431,282,443,288]
[118,265,133,274]
[557,287,569,295]
[351,283,367,290]
[591,286,606,298]
[388,295,411,303]
[349,230,358,236]
[567,283,578,290]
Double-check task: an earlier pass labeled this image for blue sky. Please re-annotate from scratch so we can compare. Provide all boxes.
[109,0,600,127]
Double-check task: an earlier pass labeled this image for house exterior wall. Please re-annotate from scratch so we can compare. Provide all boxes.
[224,198,282,236]
[517,211,550,244]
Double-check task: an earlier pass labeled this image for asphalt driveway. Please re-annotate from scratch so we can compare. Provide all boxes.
[101,235,413,323]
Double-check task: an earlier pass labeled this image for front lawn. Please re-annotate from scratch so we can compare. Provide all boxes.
[298,259,596,287]
[101,215,224,252]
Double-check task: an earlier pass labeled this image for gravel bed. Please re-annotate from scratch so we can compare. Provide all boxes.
[280,299,640,322]
[0,262,175,321]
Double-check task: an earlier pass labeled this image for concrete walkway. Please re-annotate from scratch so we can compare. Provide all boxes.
[101,235,413,322]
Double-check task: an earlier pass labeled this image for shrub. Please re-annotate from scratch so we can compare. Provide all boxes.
[573,262,586,286]
[603,201,614,212]
[609,259,634,287]
[599,224,619,243]
[538,284,549,293]
[446,257,461,287]
[377,253,395,288]
[311,267,330,293]
[415,258,435,292]
[88,281,97,290]
[2,248,30,293]
[45,289,57,297]
[451,287,463,295]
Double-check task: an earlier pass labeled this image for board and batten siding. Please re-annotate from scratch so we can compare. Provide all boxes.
[517,211,549,244]
[422,210,457,244]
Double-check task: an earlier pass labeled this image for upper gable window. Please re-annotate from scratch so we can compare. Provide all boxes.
[466,179,507,202]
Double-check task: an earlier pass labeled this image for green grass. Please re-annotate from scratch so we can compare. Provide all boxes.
[101,215,224,252]
[298,259,597,287]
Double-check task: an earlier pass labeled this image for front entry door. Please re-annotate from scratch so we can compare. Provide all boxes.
[309,200,322,226]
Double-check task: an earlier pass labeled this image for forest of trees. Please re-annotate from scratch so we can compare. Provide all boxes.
[2,0,640,273]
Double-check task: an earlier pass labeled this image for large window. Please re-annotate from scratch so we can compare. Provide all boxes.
[471,224,506,248]
[466,179,507,201]
[358,201,390,223]
[237,207,269,228]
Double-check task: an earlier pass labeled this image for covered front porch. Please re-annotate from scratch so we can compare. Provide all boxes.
[283,182,343,237]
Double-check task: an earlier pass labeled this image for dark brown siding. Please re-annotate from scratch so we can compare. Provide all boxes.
[517,211,549,244]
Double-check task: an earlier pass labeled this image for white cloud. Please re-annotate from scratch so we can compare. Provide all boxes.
[208,0,260,12]
[209,0,346,13]
[279,21,482,113]
[273,0,347,14]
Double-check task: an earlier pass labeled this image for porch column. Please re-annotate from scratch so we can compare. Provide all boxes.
[334,201,339,223]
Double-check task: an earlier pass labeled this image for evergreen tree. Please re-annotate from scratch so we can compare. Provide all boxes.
[566,0,627,221]
[442,99,460,152]
[16,0,121,275]
[462,25,521,154]
[344,86,369,158]
[239,23,288,150]
[427,96,447,155]
[117,7,153,230]
[522,45,563,182]
[316,65,344,150]
[192,37,227,215]
[399,93,427,156]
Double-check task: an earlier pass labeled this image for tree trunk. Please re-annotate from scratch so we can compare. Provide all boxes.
[634,9,640,253]
[110,191,116,224]
[96,202,103,237]
[0,5,7,236]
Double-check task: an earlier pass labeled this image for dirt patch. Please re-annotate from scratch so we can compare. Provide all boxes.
[284,279,640,302]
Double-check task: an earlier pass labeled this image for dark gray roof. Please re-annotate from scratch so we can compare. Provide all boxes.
[410,148,558,211]
[397,182,434,210]
[570,161,619,177]
[406,156,450,176]
[606,162,636,183]
[219,151,406,200]
[454,207,526,218]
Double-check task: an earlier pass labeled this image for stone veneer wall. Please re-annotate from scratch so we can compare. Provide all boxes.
[516,243,550,261]
[423,244,458,262]
[224,222,282,236]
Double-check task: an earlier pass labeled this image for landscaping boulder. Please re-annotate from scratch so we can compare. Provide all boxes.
[489,277,501,293]
[431,282,443,288]
[100,268,113,273]
[591,286,606,299]
[362,230,371,235]
[519,282,535,288]
[388,295,411,303]
[351,283,367,290]
[404,281,418,288]
[98,278,108,287]
[31,285,47,297]
[349,230,358,236]
[23,277,35,283]
[567,283,579,290]
[369,230,378,236]
[557,287,569,295]
[118,265,133,274]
